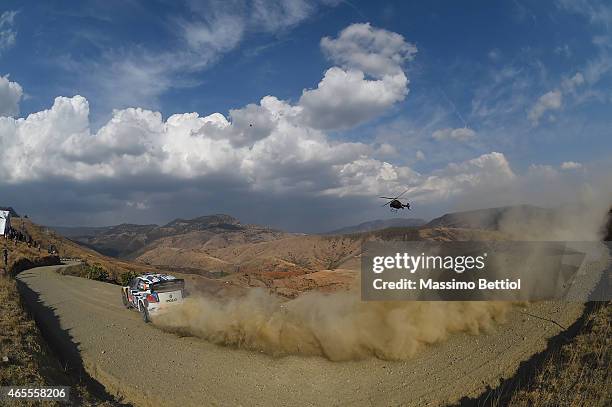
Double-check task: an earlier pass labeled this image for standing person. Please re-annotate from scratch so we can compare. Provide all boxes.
[3,247,8,268]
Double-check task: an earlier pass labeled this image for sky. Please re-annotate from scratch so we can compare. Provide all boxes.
[0,0,611,232]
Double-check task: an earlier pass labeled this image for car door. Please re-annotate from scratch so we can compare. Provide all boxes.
[137,279,148,309]
[128,278,140,307]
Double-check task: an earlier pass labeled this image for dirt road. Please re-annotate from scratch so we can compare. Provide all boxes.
[17,264,585,407]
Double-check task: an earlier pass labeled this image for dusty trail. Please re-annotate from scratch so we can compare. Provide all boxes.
[17,264,586,407]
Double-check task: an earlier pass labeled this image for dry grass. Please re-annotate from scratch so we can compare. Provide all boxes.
[0,240,120,406]
[453,302,611,407]
[504,302,610,407]
[0,276,54,390]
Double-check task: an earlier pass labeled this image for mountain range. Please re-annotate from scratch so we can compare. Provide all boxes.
[52,206,555,261]
[51,214,287,258]
[325,218,426,235]
[46,203,607,297]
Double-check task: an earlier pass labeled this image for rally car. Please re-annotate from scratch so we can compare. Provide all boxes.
[121,273,185,322]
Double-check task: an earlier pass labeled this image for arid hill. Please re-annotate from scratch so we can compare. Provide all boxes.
[12,217,156,279]
[52,214,288,258]
[324,217,426,235]
[49,210,519,297]
[136,220,508,273]
[48,204,603,297]
[136,225,508,297]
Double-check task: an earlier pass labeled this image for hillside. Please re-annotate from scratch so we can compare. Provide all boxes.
[46,204,607,298]
[324,218,426,235]
[426,204,554,230]
[52,214,288,258]
[136,225,509,297]
[0,242,119,405]
[48,209,516,297]
[13,217,156,279]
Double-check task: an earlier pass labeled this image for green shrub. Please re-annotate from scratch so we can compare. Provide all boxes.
[208,270,229,278]
[117,270,138,286]
[86,264,109,281]
[58,263,87,277]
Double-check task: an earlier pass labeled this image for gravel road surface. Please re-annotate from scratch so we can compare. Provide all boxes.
[17,264,587,407]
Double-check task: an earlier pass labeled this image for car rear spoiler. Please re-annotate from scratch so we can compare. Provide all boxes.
[150,279,185,292]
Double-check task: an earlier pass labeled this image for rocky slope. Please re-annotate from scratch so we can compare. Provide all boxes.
[14,217,156,279]
[50,204,608,297]
[53,214,288,258]
[136,225,509,297]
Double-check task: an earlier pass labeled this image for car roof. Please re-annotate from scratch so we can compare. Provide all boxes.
[138,273,178,283]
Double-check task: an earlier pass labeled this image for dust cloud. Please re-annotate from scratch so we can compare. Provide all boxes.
[154,289,510,361]
[154,184,611,361]
[497,200,611,241]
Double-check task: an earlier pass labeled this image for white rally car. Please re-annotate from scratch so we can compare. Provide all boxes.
[121,273,185,322]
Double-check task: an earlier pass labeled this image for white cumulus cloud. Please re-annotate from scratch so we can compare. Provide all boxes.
[0,86,522,210]
[298,67,408,130]
[0,75,22,117]
[561,161,583,170]
[298,23,415,130]
[320,22,417,78]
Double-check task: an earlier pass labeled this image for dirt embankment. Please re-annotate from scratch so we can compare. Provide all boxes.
[1,235,59,275]
[452,301,611,407]
[9,255,60,276]
[0,241,123,406]
[13,218,158,283]
[505,301,611,406]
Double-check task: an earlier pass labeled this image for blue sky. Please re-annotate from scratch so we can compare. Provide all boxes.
[0,0,610,231]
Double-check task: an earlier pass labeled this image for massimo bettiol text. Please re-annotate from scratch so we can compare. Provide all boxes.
[360,241,611,301]
[372,251,521,290]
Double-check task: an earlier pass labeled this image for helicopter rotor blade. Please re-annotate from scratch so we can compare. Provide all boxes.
[394,188,410,200]
[379,197,395,200]
[381,201,391,207]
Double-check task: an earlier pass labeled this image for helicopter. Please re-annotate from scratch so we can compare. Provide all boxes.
[379,189,411,212]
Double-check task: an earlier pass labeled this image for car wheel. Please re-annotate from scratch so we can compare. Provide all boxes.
[140,302,150,323]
